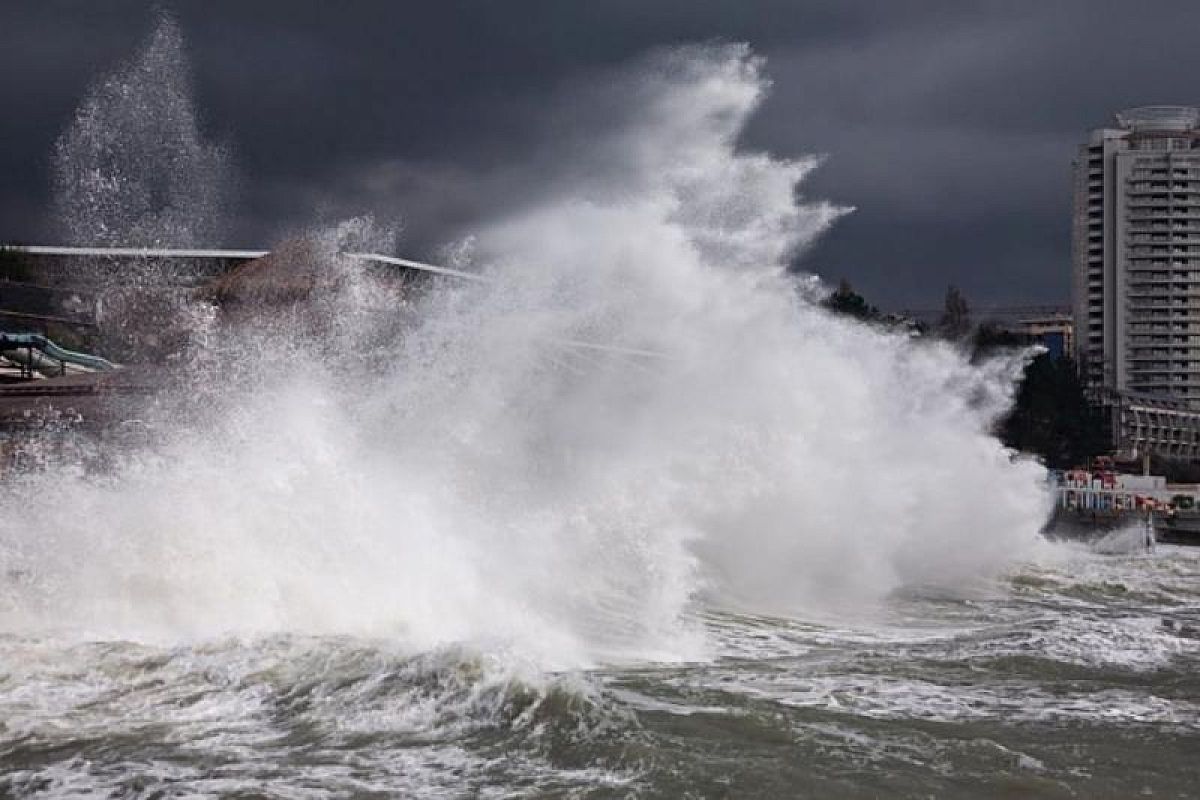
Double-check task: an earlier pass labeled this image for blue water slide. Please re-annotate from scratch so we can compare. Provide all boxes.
[0,332,117,372]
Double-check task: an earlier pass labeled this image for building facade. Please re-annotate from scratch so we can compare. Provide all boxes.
[1107,391,1200,460]
[1016,314,1073,359]
[1072,106,1200,460]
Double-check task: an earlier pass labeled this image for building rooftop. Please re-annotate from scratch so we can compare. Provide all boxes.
[1115,106,1200,132]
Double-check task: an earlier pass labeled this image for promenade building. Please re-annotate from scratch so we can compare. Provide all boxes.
[1016,314,1073,359]
[1072,106,1200,460]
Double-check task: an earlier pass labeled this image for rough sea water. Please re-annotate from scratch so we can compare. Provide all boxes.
[2,19,1198,799]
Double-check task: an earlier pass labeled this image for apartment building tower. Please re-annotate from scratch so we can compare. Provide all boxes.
[1072,106,1200,459]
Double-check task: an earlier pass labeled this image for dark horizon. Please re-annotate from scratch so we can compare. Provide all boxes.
[4,1,1200,310]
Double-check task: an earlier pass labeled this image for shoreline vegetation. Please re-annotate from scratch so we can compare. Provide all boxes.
[821,280,1140,476]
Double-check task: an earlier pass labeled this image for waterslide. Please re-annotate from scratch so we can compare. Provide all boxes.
[0,332,117,377]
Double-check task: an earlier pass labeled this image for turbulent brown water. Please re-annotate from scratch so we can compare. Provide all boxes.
[5,15,1197,799]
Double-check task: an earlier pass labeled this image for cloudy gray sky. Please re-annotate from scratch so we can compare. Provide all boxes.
[3,1,1200,309]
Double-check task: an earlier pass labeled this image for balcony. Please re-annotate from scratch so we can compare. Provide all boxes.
[1127,210,1200,220]
[1126,246,1200,255]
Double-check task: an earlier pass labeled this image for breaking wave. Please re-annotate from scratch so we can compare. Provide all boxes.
[0,24,1052,668]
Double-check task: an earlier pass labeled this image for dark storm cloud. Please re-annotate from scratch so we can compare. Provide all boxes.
[4,1,1200,308]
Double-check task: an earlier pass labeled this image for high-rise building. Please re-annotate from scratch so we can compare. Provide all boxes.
[1072,106,1200,397]
[1072,106,1200,459]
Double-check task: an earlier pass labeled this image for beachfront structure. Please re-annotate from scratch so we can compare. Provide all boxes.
[1108,391,1200,460]
[1052,468,1180,513]
[1072,106,1200,459]
[1015,313,1073,359]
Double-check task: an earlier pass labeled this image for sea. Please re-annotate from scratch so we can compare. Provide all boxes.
[1,541,1197,797]
[5,14,1198,799]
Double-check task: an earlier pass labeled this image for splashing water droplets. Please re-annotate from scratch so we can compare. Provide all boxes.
[1,36,1051,668]
[53,15,231,249]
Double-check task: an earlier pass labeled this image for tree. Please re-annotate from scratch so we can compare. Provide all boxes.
[1000,353,1109,469]
[822,279,881,321]
[971,322,1027,360]
[938,284,972,340]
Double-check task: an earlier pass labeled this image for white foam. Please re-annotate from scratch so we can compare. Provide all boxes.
[1,38,1052,667]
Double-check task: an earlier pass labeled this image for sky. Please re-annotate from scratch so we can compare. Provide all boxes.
[3,1,1200,310]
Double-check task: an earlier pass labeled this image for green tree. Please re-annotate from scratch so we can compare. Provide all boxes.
[823,279,881,321]
[1000,353,1108,468]
[971,322,1027,359]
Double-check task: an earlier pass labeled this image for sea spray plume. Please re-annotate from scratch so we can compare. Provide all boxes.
[50,14,233,360]
[385,41,1052,615]
[0,44,1049,665]
[52,14,232,249]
